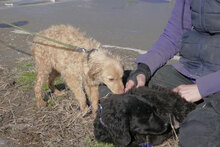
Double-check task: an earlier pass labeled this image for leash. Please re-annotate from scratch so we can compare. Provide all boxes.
[1,21,80,50]
[1,21,98,61]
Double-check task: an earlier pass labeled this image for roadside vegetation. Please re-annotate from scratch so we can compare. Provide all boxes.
[0,58,114,146]
[0,58,177,146]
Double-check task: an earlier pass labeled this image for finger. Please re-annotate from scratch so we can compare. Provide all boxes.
[177,91,190,102]
[125,80,135,92]
[136,74,146,88]
[181,95,191,102]
[172,86,181,93]
[136,80,145,88]
[172,88,178,93]
[125,81,134,92]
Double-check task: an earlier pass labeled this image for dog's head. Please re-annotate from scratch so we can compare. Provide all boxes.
[88,50,124,94]
[94,93,169,146]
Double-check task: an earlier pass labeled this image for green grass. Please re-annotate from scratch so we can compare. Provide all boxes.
[15,71,37,90]
[15,62,63,91]
[85,135,114,147]
[16,63,34,70]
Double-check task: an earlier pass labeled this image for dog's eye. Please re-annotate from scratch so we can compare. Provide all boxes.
[108,78,114,81]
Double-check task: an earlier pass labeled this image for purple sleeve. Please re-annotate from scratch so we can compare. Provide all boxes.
[196,70,220,98]
[135,0,191,74]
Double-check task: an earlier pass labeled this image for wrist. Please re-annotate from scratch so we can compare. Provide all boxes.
[137,63,151,80]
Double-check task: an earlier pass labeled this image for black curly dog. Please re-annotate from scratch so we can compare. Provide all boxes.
[94,86,196,147]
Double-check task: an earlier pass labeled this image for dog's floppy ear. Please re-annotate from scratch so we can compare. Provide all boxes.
[129,98,168,135]
[88,63,102,80]
[173,98,196,122]
[106,114,131,146]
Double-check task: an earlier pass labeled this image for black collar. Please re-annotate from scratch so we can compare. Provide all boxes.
[86,49,97,63]
[76,47,97,63]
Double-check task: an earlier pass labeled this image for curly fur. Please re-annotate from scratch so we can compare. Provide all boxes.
[31,25,124,114]
[93,86,196,146]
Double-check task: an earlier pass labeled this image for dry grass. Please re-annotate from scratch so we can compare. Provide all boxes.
[0,57,179,147]
[0,59,105,147]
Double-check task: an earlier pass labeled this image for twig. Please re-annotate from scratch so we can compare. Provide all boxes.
[8,99,17,125]
[169,114,178,140]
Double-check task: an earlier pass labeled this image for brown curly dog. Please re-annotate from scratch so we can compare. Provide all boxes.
[32,25,124,114]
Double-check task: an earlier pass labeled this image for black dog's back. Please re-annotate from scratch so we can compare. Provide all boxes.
[131,86,196,122]
[94,86,196,146]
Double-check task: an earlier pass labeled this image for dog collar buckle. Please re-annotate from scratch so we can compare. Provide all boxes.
[75,47,97,63]
[76,47,88,52]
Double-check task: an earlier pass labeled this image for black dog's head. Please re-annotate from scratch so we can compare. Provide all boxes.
[94,87,196,147]
[94,91,170,146]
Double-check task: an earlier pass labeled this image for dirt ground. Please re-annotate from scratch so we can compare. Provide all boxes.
[0,26,178,147]
[0,58,108,147]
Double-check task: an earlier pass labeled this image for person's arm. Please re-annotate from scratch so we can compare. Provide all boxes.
[136,0,191,74]
[196,70,220,98]
[125,0,191,92]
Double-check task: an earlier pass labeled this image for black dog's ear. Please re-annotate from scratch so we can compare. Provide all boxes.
[107,114,131,146]
[130,112,168,135]
[173,98,196,122]
[129,100,168,136]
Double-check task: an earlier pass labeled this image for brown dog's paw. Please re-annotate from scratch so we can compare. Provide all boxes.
[91,106,98,117]
[37,99,47,108]
[80,106,93,117]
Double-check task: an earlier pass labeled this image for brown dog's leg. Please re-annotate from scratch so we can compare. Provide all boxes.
[88,86,99,116]
[35,67,51,108]
[48,69,65,96]
[84,84,91,98]
[63,75,88,111]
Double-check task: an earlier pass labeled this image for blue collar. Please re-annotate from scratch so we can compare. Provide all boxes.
[139,142,152,147]
[98,104,108,128]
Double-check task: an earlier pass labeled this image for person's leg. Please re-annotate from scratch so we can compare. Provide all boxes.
[148,65,193,89]
[150,65,220,146]
[179,92,220,147]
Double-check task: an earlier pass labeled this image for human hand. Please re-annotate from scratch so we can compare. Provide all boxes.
[124,63,151,93]
[172,84,202,103]
[125,74,146,92]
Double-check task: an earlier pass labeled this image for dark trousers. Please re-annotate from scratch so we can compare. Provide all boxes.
[148,65,220,147]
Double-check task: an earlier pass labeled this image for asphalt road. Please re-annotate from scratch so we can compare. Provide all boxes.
[0,0,175,68]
